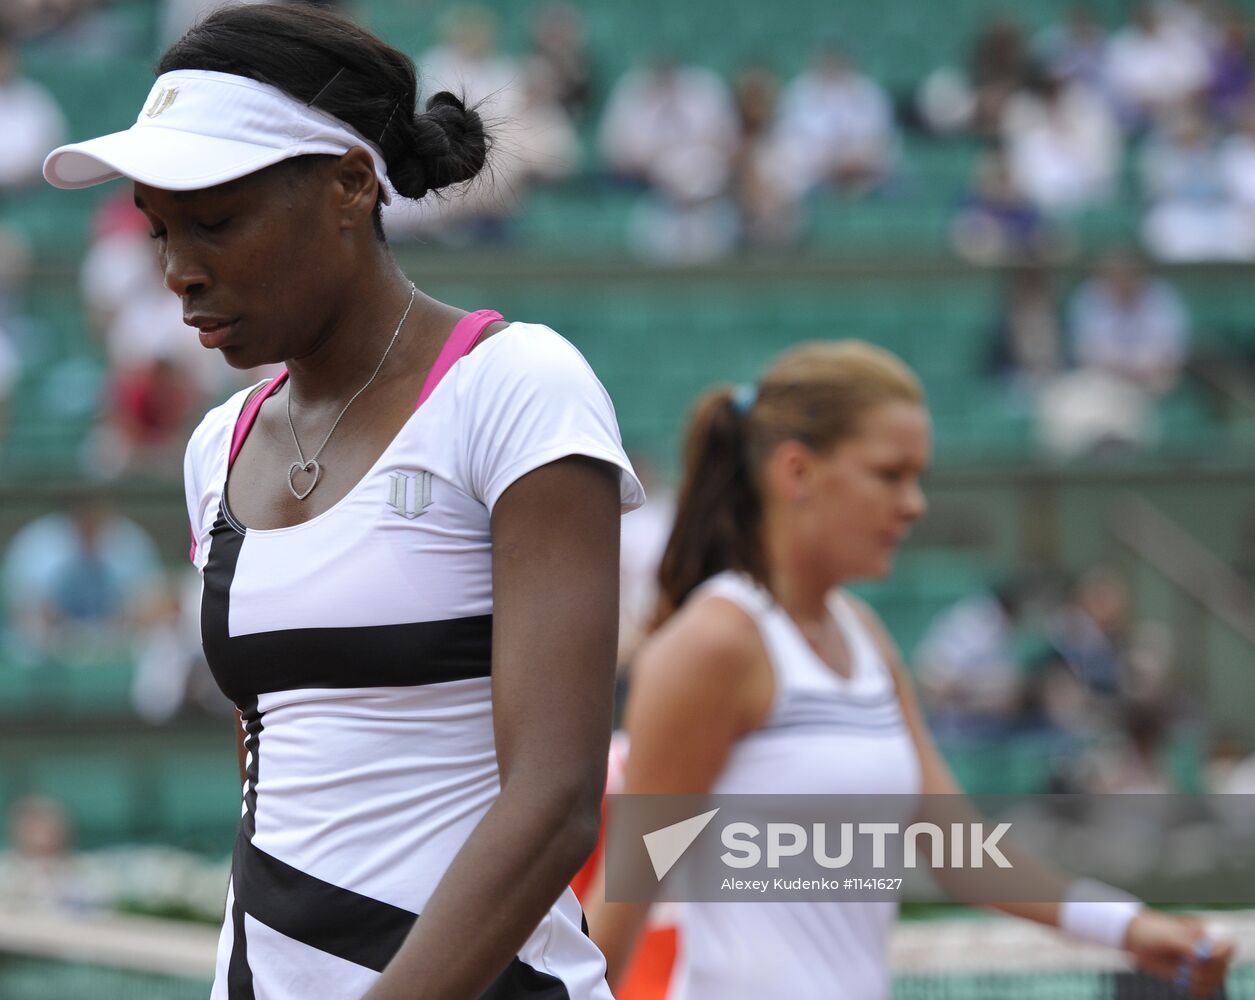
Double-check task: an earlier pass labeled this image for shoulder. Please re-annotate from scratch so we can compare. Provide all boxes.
[184,380,268,476]
[451,321,618,425]
[634,589,767,699]
[461,321,596,379]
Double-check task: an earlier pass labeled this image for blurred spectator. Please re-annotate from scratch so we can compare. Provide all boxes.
[1105,3,1210,128]
[418,5,521,118]
[967,15,1035,136]
[1047,566,1134,698]
[80,192,161,334]
[1140,105,1255,260]
[0,27,66,191]
[15,0,149,58]
[1001,71,1121,214]
[1157,0,1225,51]
[624,143,739,264]
[100,355,200,476]
[1218,92,1255,226]
[1038,254,1188,456]
[1076,703,1179,793]
[1,502,163,667]
[598,55,739,188]
[1037,365,1158,457]
[80,195,233,476]
[131,567,229,723]
[508,60,582,183]
[730,66,806,248]
[0,797,99,913]
[160,0,337,49]
[599,56,740,263]
[951,150,1065,265]
[385,54,580,245]
[525,2,593,123]
[1033,5,1110,94]
[914,576,1033,741]
[400,5,523,242]
[986,265,1065,399]
[1206,8,1255,124]
[776,44,899,195]
[1206,732,1255,792]
[1067,252,1190,394]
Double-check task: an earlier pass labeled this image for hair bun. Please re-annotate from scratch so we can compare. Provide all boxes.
[387,90,488,201]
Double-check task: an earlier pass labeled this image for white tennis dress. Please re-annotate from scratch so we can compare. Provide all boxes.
[185,320,642,1000]
[671,572,922,1000]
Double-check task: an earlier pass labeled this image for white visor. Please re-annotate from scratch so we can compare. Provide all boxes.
[43,69,393,203]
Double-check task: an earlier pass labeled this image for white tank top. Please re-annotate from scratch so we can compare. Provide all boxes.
[672,571,922,1000]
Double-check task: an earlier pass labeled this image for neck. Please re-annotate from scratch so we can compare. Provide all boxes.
[762,507,840,622]
[284,263,427,406]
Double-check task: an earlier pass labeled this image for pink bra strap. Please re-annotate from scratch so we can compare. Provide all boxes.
[225,310,501,470]
[416,309,503,410]
[229,370,288,469]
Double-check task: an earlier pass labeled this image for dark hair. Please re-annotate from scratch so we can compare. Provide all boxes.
[654,341,924,626]
[157,4,489,214]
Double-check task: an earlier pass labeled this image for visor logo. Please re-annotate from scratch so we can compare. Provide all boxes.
[145,86,179,119]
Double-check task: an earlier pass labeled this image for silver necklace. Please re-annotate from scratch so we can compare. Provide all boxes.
[286,283,417,501]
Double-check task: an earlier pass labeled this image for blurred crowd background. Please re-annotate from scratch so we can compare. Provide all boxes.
[0,0,1253,931]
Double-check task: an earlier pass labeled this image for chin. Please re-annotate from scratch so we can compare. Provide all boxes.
[865,552,898,580]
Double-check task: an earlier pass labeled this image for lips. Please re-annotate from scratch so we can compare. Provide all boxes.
[185,315,238,349]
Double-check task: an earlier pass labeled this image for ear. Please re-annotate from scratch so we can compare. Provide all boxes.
[764,440,815,504]
[332,147,382,230]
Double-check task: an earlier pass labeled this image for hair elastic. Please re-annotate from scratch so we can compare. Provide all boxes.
[732,382,758,415]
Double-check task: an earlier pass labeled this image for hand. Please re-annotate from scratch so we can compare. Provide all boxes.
[1124,910,1234,998]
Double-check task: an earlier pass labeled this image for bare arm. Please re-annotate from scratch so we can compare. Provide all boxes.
[849,596,1232,997]
[362,456,621,1000]
[585,595,772,986]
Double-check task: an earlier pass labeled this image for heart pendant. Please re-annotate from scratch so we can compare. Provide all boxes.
[288,460,322,501]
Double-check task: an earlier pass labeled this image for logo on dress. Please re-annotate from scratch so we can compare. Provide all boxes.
[144,86,179,119]
[387,470,433,519]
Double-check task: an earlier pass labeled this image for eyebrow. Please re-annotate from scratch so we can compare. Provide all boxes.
[134,177,250,210]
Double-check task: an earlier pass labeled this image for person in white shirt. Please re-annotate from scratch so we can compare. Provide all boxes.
[598,56,739,187]
[1105,3,1211,127]
[777,44,898,194]
[0,31,65,191]
[45,5,642,997]
[1001,73,1120,213]
[1069,252,1191,393]
[587,340,1231,1000]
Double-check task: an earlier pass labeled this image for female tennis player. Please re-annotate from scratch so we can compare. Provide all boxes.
[586,341,1231,999]
[44,5,640,998]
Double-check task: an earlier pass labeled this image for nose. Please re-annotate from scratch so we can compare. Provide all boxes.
[903,480,927,522]
[159,234,211,298]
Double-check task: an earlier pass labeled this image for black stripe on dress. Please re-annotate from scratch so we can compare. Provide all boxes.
[234,840,571,996]
[198,505,494,703]
[206,614,494,704]
[235,838,417,972]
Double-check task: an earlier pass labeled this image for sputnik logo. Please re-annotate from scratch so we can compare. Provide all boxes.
[642,808,720,881]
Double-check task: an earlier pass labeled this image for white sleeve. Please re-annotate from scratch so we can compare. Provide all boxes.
[183,420,208,567]
[457,323,645,515]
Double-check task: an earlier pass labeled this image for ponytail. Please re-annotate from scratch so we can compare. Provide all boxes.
[651,340,924,628]
[653,388,767,627]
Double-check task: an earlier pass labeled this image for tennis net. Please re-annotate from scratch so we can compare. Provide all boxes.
[0,906,1251,998]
